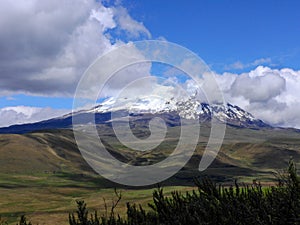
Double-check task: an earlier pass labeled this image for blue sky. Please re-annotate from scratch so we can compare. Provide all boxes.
[120,0,300,73]
[0,0,300,127]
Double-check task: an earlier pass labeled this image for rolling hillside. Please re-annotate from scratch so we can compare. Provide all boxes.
[1,122,300,224]
[0,123,299,184]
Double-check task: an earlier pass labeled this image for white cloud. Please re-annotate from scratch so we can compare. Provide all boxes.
[113,6,151,39]
[226,61,245,70]
[91,7,116,31]
[252,57,272,66]
[0,0,154,126]
[215,66,300,128]
[0,0,151,97]
[100,61,153,98]
[230,69,286,102]
[0,106,69,128]
[225,58,272,70]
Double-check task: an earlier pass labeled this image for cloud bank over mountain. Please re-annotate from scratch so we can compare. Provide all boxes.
[217,66,300,128]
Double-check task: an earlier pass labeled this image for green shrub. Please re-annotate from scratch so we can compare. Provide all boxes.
[68,160,300,225]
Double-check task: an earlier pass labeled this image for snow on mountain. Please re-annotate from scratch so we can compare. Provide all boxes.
[77,96,269,128]
[0,95,270,134]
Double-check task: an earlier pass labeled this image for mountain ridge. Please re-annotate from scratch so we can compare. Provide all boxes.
[0,97,270,134]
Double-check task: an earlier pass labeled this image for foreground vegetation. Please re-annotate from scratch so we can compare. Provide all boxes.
[4,160,299,225]
[68,160,300,225]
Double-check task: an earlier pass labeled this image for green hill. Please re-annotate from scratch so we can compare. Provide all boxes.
[0,124,300,224]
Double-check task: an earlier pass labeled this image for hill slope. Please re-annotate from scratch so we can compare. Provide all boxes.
[0,124,299,184]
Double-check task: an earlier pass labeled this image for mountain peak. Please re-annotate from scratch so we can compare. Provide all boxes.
[84,96,269,129]
[0,96,270,134]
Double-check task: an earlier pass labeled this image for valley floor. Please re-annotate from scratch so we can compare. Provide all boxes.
[0,173,197,225]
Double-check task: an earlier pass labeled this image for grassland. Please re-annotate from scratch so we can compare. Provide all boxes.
[0,172,196,225]
[0,124,300,224]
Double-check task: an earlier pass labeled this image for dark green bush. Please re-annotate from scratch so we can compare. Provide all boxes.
[68,160,300,225]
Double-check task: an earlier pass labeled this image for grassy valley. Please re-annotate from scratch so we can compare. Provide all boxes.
[0,124,300,224]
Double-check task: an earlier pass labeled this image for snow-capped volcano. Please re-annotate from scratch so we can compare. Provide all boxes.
[0,95,270,134]
[77,96,269,128]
